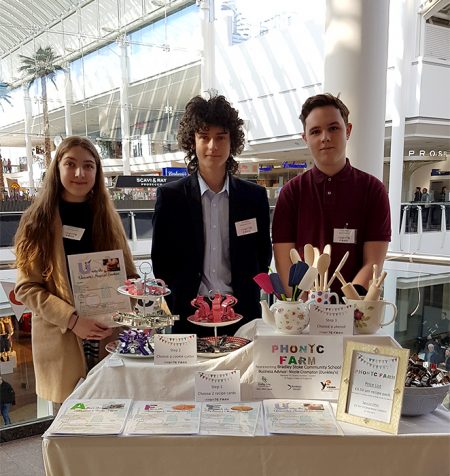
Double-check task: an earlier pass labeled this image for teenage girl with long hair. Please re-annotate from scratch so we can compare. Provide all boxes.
[14,136,137,403]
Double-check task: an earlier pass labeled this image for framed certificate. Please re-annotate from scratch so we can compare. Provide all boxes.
[336,341,409,434]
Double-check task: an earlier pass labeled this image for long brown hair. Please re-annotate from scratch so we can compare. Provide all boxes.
[15,136,135,279]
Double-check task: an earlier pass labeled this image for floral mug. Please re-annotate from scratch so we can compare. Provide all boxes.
[346,299,397,334]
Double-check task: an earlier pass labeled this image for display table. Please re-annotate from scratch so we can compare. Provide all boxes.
[42,333,450,476]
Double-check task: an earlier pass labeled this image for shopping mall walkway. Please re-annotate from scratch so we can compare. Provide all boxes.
[0,435,45,475]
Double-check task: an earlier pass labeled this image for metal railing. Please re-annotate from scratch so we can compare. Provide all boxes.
[400,202,449,233]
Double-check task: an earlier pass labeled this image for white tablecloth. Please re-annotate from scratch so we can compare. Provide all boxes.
[43,329,450,476]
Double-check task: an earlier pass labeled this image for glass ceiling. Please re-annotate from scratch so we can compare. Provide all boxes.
[0,0,80,55]
[0,0,185,60]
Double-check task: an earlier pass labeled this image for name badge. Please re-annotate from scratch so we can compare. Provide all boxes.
[62,225,85,241]
[235,218,258,236]
[333,228,357,244]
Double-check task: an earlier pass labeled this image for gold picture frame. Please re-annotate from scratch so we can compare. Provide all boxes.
[336,341,410,434]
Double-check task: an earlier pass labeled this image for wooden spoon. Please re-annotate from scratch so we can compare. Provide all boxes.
[323,244,331,290]
[326,251,350,289]
[312,247,321,289]
[298,266,319,295]
[317,253,331,291]
[304,244,315,267]
[323,244,331,256]
[290,248,301,264]
[313,247,320,267]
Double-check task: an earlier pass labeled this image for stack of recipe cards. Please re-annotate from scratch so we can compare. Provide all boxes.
[46,399,132,435]
[124,401,261,437]
[200,402,262,437]
[263,399,342,436]
[124,401,201,435]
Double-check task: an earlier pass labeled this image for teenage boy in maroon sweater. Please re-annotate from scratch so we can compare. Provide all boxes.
[272,93,391,297]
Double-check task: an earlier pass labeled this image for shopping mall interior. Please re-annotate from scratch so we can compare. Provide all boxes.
[0,1,449,474]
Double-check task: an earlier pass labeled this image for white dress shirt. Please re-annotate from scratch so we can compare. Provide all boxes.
[197,173,233,297]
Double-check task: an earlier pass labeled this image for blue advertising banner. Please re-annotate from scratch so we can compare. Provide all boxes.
[162,167,188,177]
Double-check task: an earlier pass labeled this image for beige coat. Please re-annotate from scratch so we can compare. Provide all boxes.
[15,217,136,403]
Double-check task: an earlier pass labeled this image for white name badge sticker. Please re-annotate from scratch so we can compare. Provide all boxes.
[333,228,357,244]
[195,370,241,402]
[62,225,85,241]
[154,334,197,366]
[235,218,258,236]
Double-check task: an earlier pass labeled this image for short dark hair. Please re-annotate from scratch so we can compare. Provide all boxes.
[299,93,350,129]
[177,92,245,175]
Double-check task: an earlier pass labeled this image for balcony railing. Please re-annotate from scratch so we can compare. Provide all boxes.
[400,202,449,233]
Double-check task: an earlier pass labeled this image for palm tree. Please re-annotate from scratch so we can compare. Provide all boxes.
[18,46,64,168]
[0,82,12,111]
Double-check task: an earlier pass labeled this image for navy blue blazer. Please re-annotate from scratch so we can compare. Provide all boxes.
[151,173,272,334]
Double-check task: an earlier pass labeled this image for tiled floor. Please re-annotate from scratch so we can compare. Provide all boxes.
[0,435,45,476]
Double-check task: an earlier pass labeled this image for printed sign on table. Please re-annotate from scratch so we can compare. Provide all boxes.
[253,324,343,400]
[336,341,409,434]
[153,334,197,365]
[308,304,354,335]
[195,370,241,402]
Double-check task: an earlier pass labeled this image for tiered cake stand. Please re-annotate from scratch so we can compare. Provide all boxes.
[107,262,179,357]
[187,305,244,356]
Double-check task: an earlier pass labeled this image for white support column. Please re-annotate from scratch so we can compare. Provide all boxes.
[23,84,35,193]
[37,396,53,419]
[200,0,215,94]
[130,212,137,243]
[118,35,131,176]
[64,68,73,137]
[388,0,414,252]
[324,0,389,180]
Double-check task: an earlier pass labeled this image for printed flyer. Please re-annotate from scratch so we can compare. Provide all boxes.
[47,399,132,435]
[67,250,131,319]
[125,401,201,435]
[263,399,342,435]
[253,324,343,400]
[200,402,261,437]
[346,351,399,423]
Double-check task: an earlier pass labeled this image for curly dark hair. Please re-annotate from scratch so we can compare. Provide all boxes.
[177,93,245,175]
